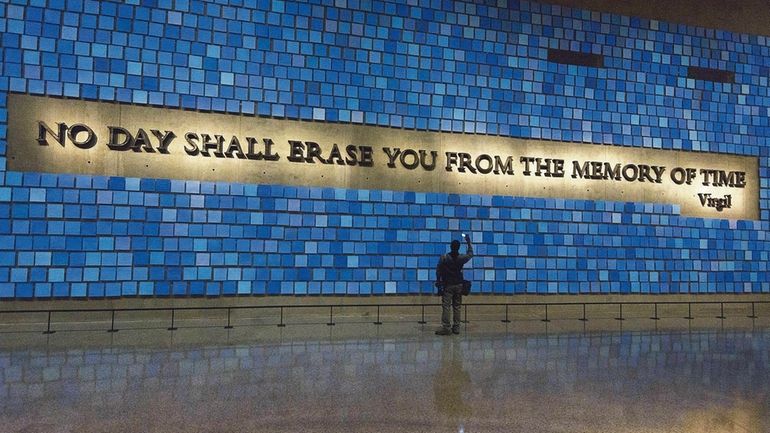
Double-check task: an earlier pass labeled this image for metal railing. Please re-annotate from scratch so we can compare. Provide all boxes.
[0,299,767,334]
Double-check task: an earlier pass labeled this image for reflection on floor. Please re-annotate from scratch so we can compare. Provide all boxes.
[0,317,768,433]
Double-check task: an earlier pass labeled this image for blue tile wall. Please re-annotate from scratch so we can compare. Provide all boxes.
[1,0,770,298]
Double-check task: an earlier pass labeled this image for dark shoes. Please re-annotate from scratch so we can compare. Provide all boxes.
[435,328,461,336]
[452,329,460,335]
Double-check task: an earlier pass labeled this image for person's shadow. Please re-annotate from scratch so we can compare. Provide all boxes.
[432,339,472,421]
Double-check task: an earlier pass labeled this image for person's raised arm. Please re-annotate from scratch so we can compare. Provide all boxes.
[461,234,473,263]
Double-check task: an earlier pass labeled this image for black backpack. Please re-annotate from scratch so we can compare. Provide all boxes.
[437,253,472,295]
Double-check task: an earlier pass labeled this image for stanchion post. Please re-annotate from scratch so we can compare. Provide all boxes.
[277,306,286,327]
[684,302,694,320]
[43,311,55,335]
[374,305,382,325]
[541,304,550,323]
[501,304,511,323]
[650,303,660,320]
[167,309,177,331]
[224,307,234,329]
[716,302,726,320]
[615,303,625,321]
[579,303,588,322]
[107,310,118,333]
[418,305,427,324]
[327,306,335,326]
[462,304,468,324]
[748,302,758,319]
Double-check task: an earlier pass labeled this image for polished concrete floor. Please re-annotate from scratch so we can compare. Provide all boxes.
[0,317,769,433]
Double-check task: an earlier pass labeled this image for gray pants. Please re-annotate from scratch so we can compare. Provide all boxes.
[441,283,463,331]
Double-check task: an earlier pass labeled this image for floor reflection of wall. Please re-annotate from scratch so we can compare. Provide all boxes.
[0,330,768,432]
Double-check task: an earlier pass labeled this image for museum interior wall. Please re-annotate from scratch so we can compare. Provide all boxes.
[0,0,769,299]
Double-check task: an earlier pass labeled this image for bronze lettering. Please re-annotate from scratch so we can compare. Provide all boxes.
[304,141,327,164]
[419,150,437,171]
[151,130,176,154]
[400,149,419,170]
[184,132,200,156]
[476,154,494,174]
[287,140,305,162]
[326,143,345,165]
[358,145,373,167]
[224,136,245,158]
[67,123,97,149]
[132,128,154,152]
[445,152,459,172]
[37,121,67,146]
[493,156,514,175]
[108,126,134,151]
[383,147,401,168]
[458,153,476,173]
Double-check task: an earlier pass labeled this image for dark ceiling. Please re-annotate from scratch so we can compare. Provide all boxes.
[542,0,770,37]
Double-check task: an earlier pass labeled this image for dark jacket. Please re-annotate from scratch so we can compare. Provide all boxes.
[436,246,473,287]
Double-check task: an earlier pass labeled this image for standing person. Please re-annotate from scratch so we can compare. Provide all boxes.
[435,234,474,335]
